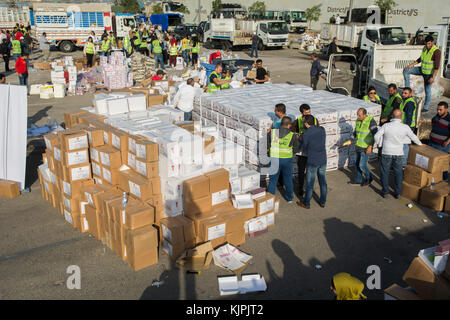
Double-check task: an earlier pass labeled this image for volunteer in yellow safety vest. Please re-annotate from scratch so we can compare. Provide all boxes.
[123,32,133,58]
[101,35,111,57]
[380,83,402,124]
[399,87,418,166]
[152,36,165,70]
[403,34,441,113]
[108,32,116,48]
[349,108,378,186]
[11,36,22,61]
[132,31,141,50]
[207,64,232,93]
[84,37,95,68]
[363,86,381,105]
[181,36,191,67]
[220,70,232,89]
[191,37,200,67]
[169,38,179,67]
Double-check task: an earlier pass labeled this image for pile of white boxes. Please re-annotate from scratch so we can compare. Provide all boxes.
[49,56,78,96]
[100,51,133,90]
[193,84,381,173]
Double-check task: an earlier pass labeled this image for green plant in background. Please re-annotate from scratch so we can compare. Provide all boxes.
[305,5,321,31]
[248,1,266,19]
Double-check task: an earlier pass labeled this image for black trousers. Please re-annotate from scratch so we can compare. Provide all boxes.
[3,54,10,71]
[297,155,308,197]
[86,53,94,67]
[192,53,198,66]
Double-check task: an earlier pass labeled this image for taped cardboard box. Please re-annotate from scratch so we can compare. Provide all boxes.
[97,145,122,169]
[82,183,114,208]
[43,133,59,151]
[135,140,159,162]
[199,216,227,248]
[226,230,246,247]
[62,163,92,182]
[420,182,450,211]
[160,215,196,248]
[184,195,213,219]
[403,257,450,300]
[101,166,120,185]
[401,182,421,202]
[111,200,155,230]
[124,225,159,271]
[64,110,90,129]
[118,169,154,201]
[384,284,422,300]
[61,178,94,199]
[0,180,20,199]
[98,189,123,241]
[60,132,89,152]
[254,193,276,216]
[161,238,186,261]
[205,169,230,208]
[62,148,90,167]
[408,145,449,173]
[176,241,214,272]
[135,159,159,179]
[404,165,442,188]
[128,134,146,154]
[62,194,81,215]
[183,175,210,201]
[85,203,101,239]
[107,197,141,223]
[85,127,104,147]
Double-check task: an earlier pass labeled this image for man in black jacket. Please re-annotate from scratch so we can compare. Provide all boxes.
[327,37,338,70]
[0,38,10,72]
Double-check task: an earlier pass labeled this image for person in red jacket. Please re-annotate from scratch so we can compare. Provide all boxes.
[15,53,28,87]
[209,51,221,64]
[152,69,165,81]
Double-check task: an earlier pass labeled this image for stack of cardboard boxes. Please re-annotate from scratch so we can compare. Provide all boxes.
[401,145,450,211]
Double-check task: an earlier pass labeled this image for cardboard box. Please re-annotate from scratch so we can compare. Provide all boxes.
[62,163,92,182]
[384,284,421,300]
[254,193,276,216]
[61,178,94,198]
[246,70,257,79]
[176,241,214,272]
[60,132,89,152]
[148,94,167,107]
[401,182,422,202]
[226,230,246,247]
[408,145,449,173]
[97,145,122,169]
[43,133,59,151]
[404,165,442,188]
[135,140,159,162]
[85,127,104,147]
[420,182,450,211]
[205,169,230,208]
[63,194,80,214]
[64,110,90,129]
[0,180,20,199]
[108,197,142,223]
[161,238,186,261]
[118,169,154,201]
[85,204,101,239]
[160,215,196,249]
[62,148,90,167]
[183,175,210,201]
[135,159,159,179]
[403,257,450,300]
[124,225,159,271]
[183,195,213,218]
[97,189,123,240]
[82,184,113,208]
[101,166,120,185]
[128,134,146,154]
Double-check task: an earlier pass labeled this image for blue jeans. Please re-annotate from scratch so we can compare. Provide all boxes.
[250,44,258,58]
[403,66,432,111]
[403,144,409,166]
[304,163,327,207]
[13,53,20,61]
[182,50,189,66]
[155,53,165,70]
[355,151,371,183]
[268,157,294,201]
[19,73,28,86]
[380,154,404,196]
[429,141,449,180]
[184,111,192,121]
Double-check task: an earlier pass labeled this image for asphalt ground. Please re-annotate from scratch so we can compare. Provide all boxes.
[0,46,449,300]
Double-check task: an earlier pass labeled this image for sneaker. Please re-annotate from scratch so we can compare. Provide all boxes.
[348,181,361,186]
[296,201,310,209]
[319,203,325,208]
[382,193,389,199]
[335,68,341,72]
[421,109,429,113]
[393,194,400,199]
[287,200,293,204]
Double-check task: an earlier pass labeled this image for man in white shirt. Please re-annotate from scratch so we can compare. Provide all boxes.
[0,30,7,43]
[174,78,196,121]
[374,109,422,199]
[335,14,341,25]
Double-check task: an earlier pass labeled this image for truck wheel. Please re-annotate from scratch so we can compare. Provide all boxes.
[222,41,232,51]
[258,41,265,51]
[59,41,74,53]
[205,38,213,49]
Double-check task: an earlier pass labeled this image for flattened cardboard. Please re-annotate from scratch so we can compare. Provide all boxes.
[384,284,422,300]
[176,241,214,272]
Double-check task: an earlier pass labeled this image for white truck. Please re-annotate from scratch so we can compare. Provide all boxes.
[0,3,139,53]
[202,18,289,51]
[320,23,407,60]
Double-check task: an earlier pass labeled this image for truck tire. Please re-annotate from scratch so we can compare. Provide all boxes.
[59,41,74,53]
[205,38,213,49]
[222,41,232,51]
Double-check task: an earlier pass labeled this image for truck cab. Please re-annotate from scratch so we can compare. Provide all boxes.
[113,13,138,38]
[281,10,307,33]
[256,21,289,50]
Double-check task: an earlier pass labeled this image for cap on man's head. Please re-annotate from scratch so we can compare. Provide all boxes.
[20,37,24,40]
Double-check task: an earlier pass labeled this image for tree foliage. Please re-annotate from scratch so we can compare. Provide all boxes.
[151,3,164,14]
[374,0,397,13]
[118,0,140,13]
[212,0,222,15]
[248,1,266,18]
[305,5,321,31]
[175,4,190,15]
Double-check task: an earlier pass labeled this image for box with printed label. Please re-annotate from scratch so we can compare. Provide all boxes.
[183,175,210,201]
[126,152,136,169]
[254,193,276,216]
[61,132,89,152]
[108,197,142,223]
[79,202,90,233]
[62,148,90,167]
[101,166,120,185]
[98,189,123,240]
[82,184,114,208]
[124,225,159,271]
[135,140,159,162]
[63,194,80,214]
[128,134,146,155]
[260,211,275,228]
[64,208,81,230]
[197,215,227,243]
[85,203,101,239]
[408,145,449,173]
[85,127,104,147]
[61,178,94,199]
[118,169,153,201]
[135,159,159,179]
[64,110,90,129]
[420,182,450,211]
[62,163,92,182]
[204,169,230,207]
[160,215,196,248]
[404,165,442,188]
[161,238,186,261]
[97,145,122,169]
[43,133,59,151]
